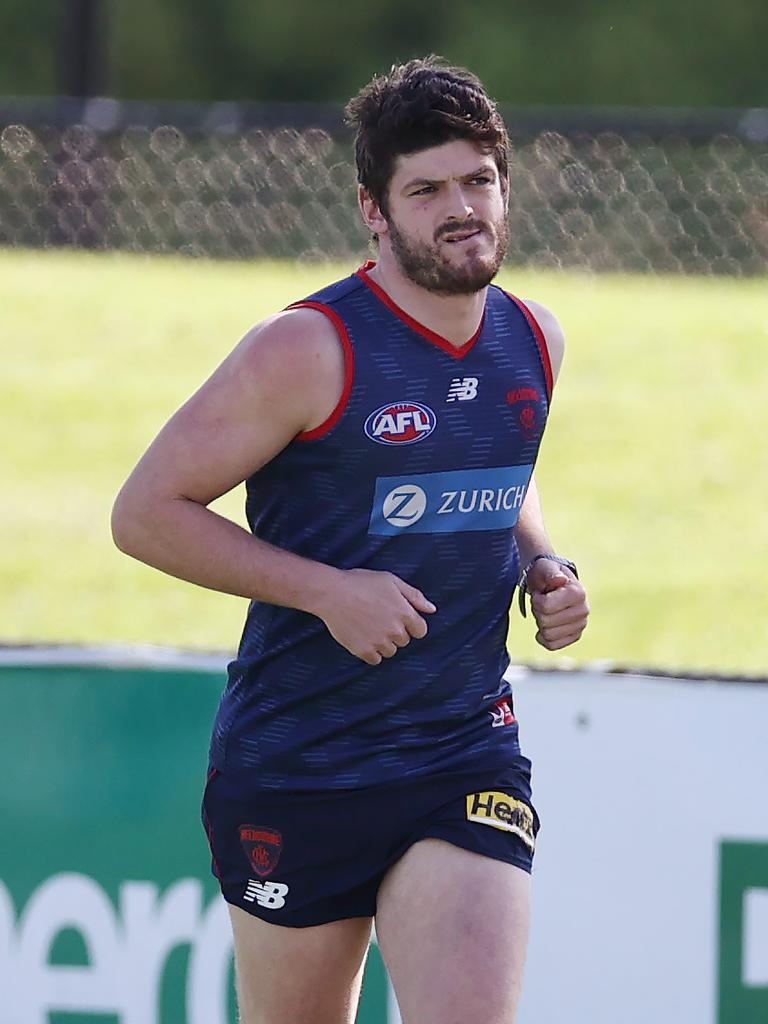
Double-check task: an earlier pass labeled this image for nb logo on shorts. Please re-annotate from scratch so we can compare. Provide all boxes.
[466,791,535,850]
[243,879,289,909]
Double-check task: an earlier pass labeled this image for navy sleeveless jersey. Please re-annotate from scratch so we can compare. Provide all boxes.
[209,261,554,791]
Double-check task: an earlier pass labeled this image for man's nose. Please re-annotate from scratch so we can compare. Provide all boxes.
[443,182,474,219]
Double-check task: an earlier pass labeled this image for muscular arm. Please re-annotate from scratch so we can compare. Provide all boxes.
[513,475,553,567]
[512,297,565,565]
[111,308,435,663]
[111,308,344,613]
[513,299,590,649]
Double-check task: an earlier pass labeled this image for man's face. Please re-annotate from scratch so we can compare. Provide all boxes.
[377,138,509,296]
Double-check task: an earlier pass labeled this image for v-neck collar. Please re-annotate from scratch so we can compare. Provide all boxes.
[355,261,484,361]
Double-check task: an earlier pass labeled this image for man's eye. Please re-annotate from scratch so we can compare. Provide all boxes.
[471,176,492,185]
[411,185,436,196]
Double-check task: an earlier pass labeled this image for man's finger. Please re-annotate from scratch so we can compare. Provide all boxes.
[536,628,584,650]
[534,606,590,630]
[395,578,437,613]
[546,632,585,651]
[538,571,570,594]
[531,585,579,616]
[537,622,586,644]
[404,611,429,640]
[390,627,412,648]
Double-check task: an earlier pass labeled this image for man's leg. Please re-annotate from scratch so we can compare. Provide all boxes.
[375,839,530,1024]
[228,906,373,1024]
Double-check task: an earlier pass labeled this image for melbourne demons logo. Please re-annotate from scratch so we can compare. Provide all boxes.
[364,402,437,445]
[239,825,283,878]
[507,387,541,439]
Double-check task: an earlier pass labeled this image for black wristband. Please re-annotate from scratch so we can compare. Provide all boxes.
[517,555,579,618]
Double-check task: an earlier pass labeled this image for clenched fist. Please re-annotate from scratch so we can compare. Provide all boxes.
[316,568,437,665]
[526,559,589,651]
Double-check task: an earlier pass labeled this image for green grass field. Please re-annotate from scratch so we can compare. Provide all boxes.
[2,247,766,673]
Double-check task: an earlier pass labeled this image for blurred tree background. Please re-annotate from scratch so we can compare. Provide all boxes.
[1,0,767,107]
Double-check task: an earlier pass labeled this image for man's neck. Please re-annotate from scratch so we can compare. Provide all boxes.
[366,253,487,349]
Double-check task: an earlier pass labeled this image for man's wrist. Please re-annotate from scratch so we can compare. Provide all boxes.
[297,562,345,618]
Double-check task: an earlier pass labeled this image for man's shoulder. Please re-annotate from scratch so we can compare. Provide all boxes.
[520,298,565,383]
[491,287,566,384]
[237,267,365,379]
[293,267,367,309]
[239,305,344,376]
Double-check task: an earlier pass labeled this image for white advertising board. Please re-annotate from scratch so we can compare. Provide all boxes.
[509,668,768,1024]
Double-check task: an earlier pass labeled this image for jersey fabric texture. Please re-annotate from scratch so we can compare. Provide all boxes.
[202,763,539,927]
[208,261,553,791]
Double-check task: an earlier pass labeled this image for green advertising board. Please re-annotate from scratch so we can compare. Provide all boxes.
[718,840,768,1024]
[0,652,391,1023]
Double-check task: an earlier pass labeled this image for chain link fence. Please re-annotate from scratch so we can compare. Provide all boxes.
[1,100,768,273]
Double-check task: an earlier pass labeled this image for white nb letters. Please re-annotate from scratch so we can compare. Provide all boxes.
[243,880,289,909]
[446,377,479,402]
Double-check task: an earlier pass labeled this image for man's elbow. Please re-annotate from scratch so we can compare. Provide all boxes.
[110,486,147,557]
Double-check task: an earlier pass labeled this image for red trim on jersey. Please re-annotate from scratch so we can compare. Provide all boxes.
[286,301,355,442]
[355,260,483,360]
[504,292,554,400]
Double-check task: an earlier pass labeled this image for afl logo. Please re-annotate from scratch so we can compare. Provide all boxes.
[364,402,437,445]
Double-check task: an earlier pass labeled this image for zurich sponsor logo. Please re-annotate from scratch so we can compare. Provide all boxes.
[369,465,533,535]
[364,402,437,445]
[382,484,428,528]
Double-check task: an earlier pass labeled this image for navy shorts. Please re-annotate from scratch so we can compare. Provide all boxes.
[201,763,540,927]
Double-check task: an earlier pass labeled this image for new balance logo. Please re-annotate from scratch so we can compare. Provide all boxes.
[446,377,479,402]
[243,879,289,909]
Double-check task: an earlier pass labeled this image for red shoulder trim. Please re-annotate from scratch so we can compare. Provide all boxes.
[503,292,554,400]
[285,301,355,442]
[355,261,483,360]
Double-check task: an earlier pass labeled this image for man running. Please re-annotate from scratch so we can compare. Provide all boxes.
[112,56,589,1024]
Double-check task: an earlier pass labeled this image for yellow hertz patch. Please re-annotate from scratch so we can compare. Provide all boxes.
[465,791,535,850]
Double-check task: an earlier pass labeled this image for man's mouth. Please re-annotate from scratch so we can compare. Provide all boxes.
[442,228,484,244]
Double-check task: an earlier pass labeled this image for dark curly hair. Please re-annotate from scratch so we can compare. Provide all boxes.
[345,56,509,217]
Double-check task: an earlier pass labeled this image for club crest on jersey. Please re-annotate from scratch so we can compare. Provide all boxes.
[519,405,537,437]
[239,824,283,878]
[506,387,540,439]
[364,402,436,445]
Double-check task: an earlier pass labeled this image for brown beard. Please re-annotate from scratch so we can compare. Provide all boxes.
[387,214,509,296]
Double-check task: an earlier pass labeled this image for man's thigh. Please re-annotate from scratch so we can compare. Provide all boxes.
[229,905,373,1024]
[375,839,530,1024]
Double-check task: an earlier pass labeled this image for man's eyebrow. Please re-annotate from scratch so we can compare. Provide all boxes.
[401,166,497,191]
[401,175,443,190]
[464,164,497,178]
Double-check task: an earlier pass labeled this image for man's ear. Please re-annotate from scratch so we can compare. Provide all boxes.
[358,185,389,237]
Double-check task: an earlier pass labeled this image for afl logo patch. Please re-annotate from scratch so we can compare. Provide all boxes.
[364,402,437,445]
